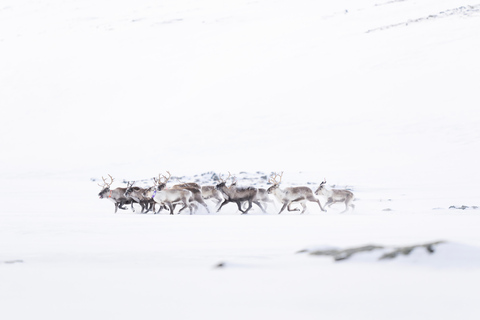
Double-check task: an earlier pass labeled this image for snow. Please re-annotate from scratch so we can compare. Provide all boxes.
[1,0,480,319]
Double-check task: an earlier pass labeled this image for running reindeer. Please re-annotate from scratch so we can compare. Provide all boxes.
[124,181,155,213]
[230,176,273,212]
[143,172,193,214]
[98,174,135,213]
[267,172,325,214]
[200,185,224,208]
[215,172,265,214]
[171,182,210,213]
[315,180,355,213]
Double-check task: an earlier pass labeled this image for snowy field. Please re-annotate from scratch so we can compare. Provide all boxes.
[1,0,480,319]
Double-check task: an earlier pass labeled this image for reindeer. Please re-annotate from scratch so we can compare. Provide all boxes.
[267,172,325,214]
[254,187,275,211]
[200,185,224,207]
[143,172,193,215]
[315,180,355,213]
[124,181,155,213]
[98,175,135,213]
[230,176,272,212]
[172,182,210,213]
[215,172,265,214]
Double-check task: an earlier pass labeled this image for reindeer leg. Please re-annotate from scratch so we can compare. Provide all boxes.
[179,197,192,215]
[315,199,325,212]
[190,203,199,214]
[214,199,223,209]
[142,201,148,213]
[149,202,156,213]
[178,203,188,214]
[341,197,354,213]
[236,201,246,213]
[215,195,224,206]
[306,195,325,212]
[278,202,288,214]
[243,200,253,214]
[198,198,210,213]
[144,201,150,213]
[167,202,175,215]
[300,201,307,214]
[217,199,229,213]
[346,195,355,212]
[287,202,300,212]
[157,202,169,214]
[118,200,128,210]
[114,203,119,213]
[253,201,266,213]
[324,198,334,210]
[318,200,326,212]
[241,202,248,211]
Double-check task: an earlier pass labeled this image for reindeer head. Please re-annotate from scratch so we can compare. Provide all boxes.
[154,171,171,191]
[215,172,231,190]
[143,186,155,198]
[266,172,283,194]
[314,179,327,196]
[124,181,135,197]
[98,174,114,199]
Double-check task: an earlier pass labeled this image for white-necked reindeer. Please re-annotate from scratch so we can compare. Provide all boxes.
[143,172,193,215]
[315,180,355,213]
[267,172,325,214]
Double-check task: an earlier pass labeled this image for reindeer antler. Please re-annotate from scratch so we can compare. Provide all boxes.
[218,172,232,184]
[98,174,114,188]
[159,171,172,184]
[229,173,238,189]
[268,172,283,185]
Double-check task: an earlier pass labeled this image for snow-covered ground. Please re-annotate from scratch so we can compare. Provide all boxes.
[1,0,480,319]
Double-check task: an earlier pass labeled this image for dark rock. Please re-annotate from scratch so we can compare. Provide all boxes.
[305,241,445,262]
[4,260,23,264]
[379,241,444,260]
[309,245,384,261]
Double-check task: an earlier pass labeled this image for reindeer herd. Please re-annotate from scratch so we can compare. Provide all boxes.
[97,172,355,215]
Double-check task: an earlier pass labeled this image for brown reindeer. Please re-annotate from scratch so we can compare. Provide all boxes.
[230,176,271,212]
[315,180,355,213]
[215,172,264,214]
[98,175,135,213]
[124,181,155,213]
[267,172,325,214]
